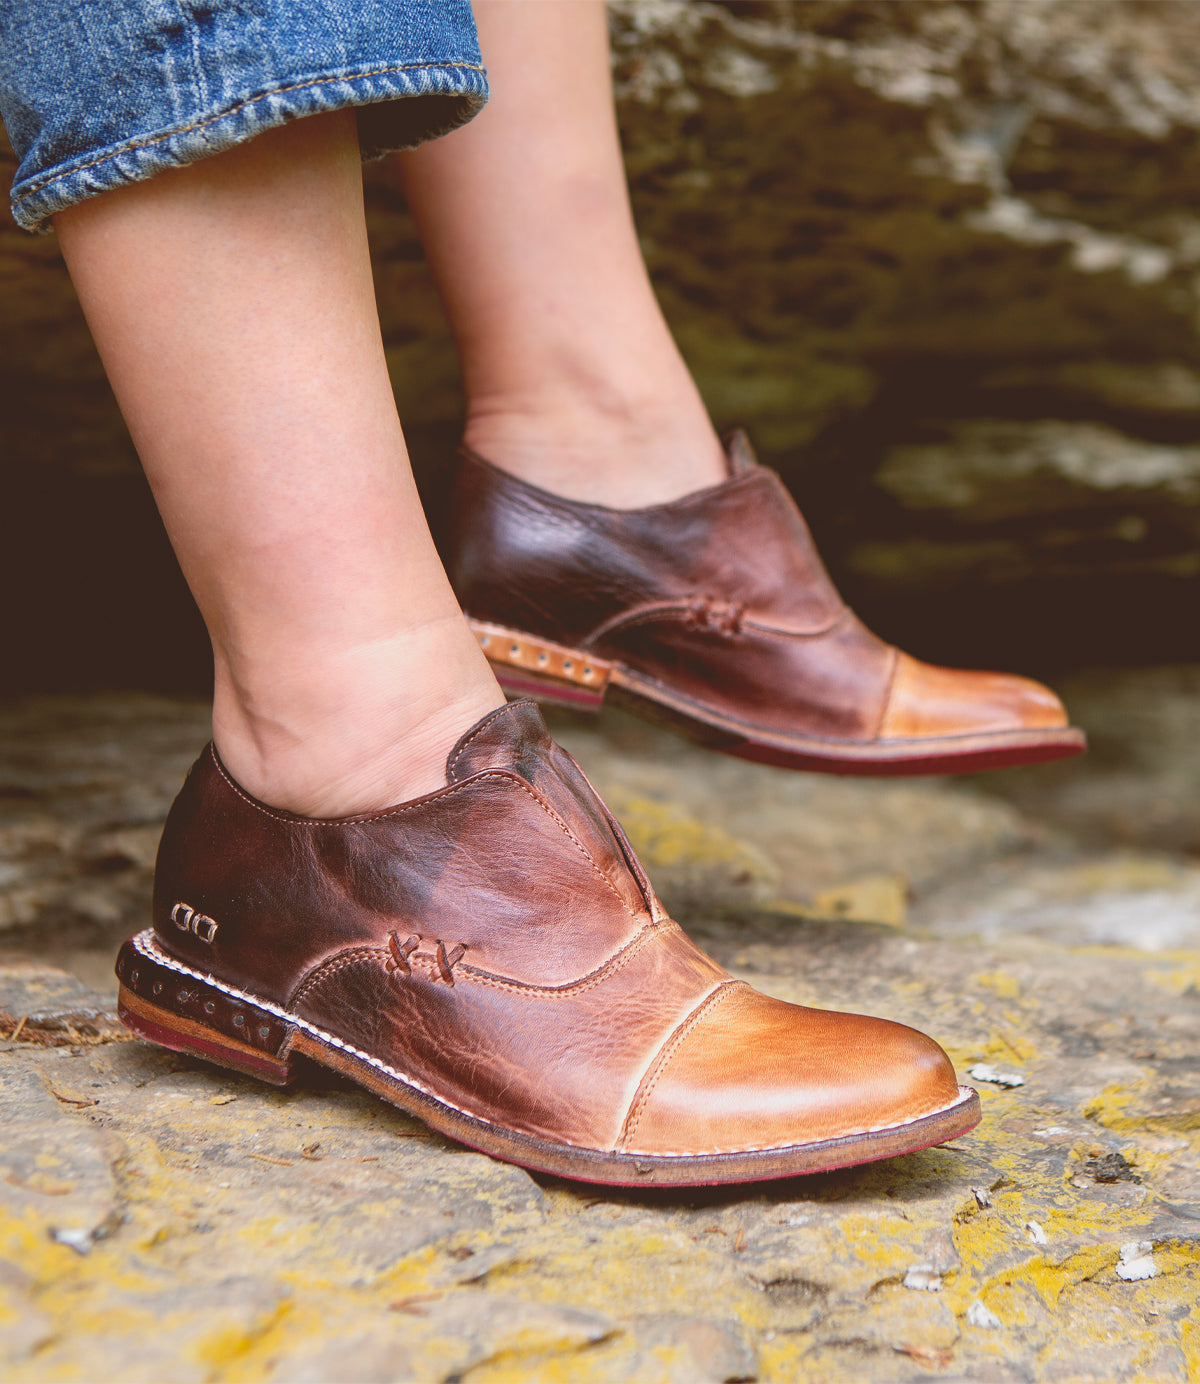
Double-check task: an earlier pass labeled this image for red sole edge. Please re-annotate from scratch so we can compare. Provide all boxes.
[476,620,1087,777]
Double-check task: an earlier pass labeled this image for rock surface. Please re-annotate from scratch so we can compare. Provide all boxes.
[8,1,1200,690]
[1,679,1198,1380]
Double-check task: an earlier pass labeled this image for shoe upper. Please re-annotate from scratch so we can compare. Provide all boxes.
[153,702,658,1004]
[446,434,1069,744]
[151,701,962,1155]
[449,432,849,643]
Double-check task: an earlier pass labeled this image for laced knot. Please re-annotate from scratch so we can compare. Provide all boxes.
[386,933,420,975]
[436,940,467,986]
[683,595,744,637]
[386,932,467,985]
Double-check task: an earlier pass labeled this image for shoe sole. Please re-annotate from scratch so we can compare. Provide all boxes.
[468,619,1087,776]
[116,931,981,1188]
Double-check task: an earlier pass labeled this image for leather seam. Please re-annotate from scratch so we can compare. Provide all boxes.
[616,981,743,1151]
[505,780,637,916]
[590,604,848,646]
[287,922,675,1004]
[551,742,655,913]
[294,948,448,1004]
[459,922,672,995]
[445,700,532,778]
[206,746,632,915]
[741,610,849,639]
[289,948,384,1009]
[585,602,693,648]
[875,645,903,742]
[207,743,489,824]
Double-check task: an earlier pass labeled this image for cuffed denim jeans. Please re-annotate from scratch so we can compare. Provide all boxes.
[0,0,486,231]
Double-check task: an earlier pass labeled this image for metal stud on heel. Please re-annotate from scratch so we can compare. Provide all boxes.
[470,619,611,711]
[115,937,297,1084]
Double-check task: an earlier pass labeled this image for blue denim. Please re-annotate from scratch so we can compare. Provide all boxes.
[0,0,486,231]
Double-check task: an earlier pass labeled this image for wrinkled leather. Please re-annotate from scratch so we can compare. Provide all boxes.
[446,436,1069,744]
[153,703,650,1003]
[152,701,961,1155]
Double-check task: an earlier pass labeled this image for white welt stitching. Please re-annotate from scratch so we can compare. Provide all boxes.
[132,931,486,1127]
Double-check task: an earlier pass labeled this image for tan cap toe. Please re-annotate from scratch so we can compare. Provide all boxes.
[878,652,1069,741]
[619,985,963,1157]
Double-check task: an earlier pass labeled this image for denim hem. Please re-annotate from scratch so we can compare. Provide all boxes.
[11,60,487,233]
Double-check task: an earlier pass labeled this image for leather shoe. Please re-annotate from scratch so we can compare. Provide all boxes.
[116,701,979,1186]
[446,433,1085,776]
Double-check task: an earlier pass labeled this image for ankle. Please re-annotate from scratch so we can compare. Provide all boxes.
[463,390,727,508]
[211,621,505,816]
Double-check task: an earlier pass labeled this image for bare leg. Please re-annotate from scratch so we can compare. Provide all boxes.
[55,112,503,817]
[396,0,726,508]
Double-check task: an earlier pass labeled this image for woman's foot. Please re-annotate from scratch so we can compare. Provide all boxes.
[461,383,727,510]
[210,611,504,817]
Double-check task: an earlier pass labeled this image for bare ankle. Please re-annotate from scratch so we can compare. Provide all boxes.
[464,393,728,508]
[211,623,505,816]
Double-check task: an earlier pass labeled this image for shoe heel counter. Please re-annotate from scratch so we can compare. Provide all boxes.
[448,449,588,641]
[151,745,239,969]
[445,448,517,615]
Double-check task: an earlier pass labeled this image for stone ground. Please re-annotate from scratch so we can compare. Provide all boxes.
[1,673,1198,1383]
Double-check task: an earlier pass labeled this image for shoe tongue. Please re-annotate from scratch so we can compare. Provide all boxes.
[724,428,759,476]
[446,699,557,783]
[445,700,655,917]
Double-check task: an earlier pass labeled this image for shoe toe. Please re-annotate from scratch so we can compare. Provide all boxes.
[622,985,963,1157]
[880,652,1069,741]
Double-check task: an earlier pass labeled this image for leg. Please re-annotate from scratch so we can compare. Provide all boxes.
[409,6,1082,772]
[395,0,726,508]
[55,111,502,817]
[38,29,977,1182]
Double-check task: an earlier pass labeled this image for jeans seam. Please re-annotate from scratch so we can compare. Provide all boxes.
[13,58,486,206]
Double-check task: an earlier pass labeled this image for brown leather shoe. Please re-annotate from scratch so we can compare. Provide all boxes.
[115,701,978,1186]
[446,434,1085,776]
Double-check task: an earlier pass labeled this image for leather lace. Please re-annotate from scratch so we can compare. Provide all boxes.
[683,595,744,636]
[386,932,467,986]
